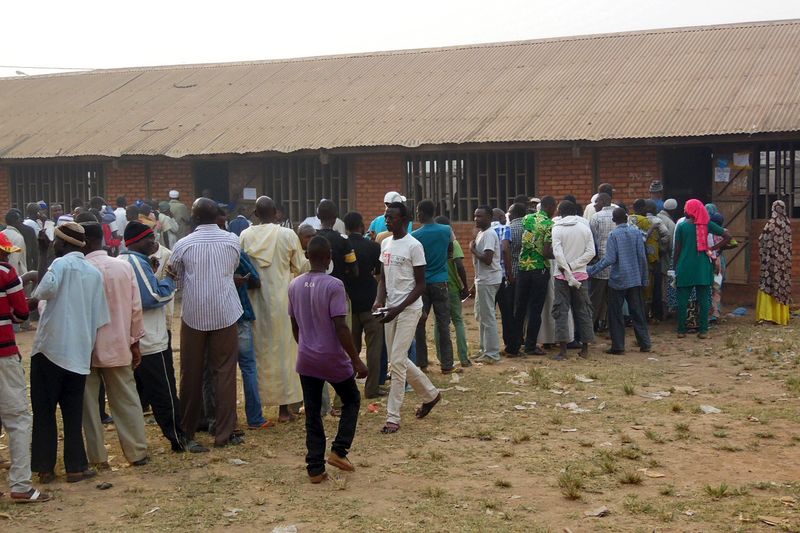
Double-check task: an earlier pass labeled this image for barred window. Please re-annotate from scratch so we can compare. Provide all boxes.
[405,151,535,221]
[755,147,799,218]
[263,156,350,224]
[10,162,105,210]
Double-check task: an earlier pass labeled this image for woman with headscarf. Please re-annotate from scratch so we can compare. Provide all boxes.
[756,200,792,325]
[673,199,731,338]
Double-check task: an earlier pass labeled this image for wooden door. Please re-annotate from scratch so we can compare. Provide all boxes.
[711,148,753,284]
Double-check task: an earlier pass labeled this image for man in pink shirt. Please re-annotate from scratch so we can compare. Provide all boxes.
[80,222,149,468]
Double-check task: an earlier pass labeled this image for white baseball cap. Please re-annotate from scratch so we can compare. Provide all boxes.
[383,191,406,204]
[169,190,180,199]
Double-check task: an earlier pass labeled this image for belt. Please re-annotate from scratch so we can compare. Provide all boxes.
[522,268,549,273]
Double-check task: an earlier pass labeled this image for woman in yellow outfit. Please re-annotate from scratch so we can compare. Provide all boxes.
[756,200,792,325]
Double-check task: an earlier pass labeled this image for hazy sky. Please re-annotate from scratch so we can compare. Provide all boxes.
[2,0,798,77]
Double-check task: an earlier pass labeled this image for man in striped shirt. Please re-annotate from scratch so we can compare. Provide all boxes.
[167,198,243,448]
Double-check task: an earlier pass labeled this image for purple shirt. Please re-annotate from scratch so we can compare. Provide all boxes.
[288,271,353,382]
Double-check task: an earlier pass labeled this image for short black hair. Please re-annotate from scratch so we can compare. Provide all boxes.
[5,210,20,225]
[633,198,647,214]
[540,195,557,210]
[76,211,101,224]
[598,183,614,196]
[559,200,578,217]
[476,204,493,217]
[509,202,526,220]
[386,201,408,219]
[89,196,104,210]
[644,200,658,215]
[80,221,104,241]
[116,196,127,208]
[307,235,331,260]
[563,194,577,204]
[434,215,451,226]
[71,198,84,210]
[513,194,528,205]
[417,199,435,217]
[343,211,364,232]
[612,207,628,223]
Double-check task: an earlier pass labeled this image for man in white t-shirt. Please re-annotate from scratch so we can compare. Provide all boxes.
[469,205,503,363]
[374,202,440,434]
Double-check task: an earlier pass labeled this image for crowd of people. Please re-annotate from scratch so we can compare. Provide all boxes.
[0,181,792,496]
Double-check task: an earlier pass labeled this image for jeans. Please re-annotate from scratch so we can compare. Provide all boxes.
[0,356,32,493]
[496,280,517,352]
[385,308,439,425]
[434,287,469,364]
[352,310,384,397]
[30,353,88,474]
[237,321,266,427]
[415,282,454,371]
[475,283,501,360]
[608,286,651,351]
[299,374,360,476]
[678,285,711,333]
[513,269,550,352]
[552,279,595,344]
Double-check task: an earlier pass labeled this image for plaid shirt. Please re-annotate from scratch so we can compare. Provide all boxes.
[589,206,616,280]
[587,223,648,290]
[507,217,524,277]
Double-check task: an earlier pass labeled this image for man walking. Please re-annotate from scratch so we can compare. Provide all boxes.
[30,222,110,483]
[81,222,149,468]
[551,201,595,360]
[375,202,441,434]
[588,208,652,354]
[343,212,385,398]
[289,236,368,483]
[588,193,615,331]
[470,206,503,363]
[168,190,192,240]
[0,234,51,501]
[168,198,243,448]
[411,200,458,374]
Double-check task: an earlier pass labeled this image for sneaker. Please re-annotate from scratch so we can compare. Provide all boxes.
[308,471,328,484]
[327,452,355,472]
[473,354,499,365]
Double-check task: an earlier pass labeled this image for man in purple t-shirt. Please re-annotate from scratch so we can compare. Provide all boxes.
[288,236,368,484]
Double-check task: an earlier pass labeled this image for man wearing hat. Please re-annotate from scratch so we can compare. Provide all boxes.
[656,199,678,319]
[29,222,110,484]
[168,190,192,240]
[367,191,412,239]
[649,181,665,212]
[0,233,52,502]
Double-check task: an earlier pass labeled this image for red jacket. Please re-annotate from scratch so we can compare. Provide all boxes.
[0,262,28,357]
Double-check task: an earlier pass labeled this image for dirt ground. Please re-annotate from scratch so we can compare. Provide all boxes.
[2,308,800,532]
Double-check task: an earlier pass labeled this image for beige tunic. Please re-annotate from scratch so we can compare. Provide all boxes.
[240,223,304,406]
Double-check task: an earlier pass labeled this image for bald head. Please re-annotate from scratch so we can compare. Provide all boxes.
[492,208,507,224]
[254,196,276,223]
[297,223,317,250]
[192,197,219,225]
[317,199,337,224]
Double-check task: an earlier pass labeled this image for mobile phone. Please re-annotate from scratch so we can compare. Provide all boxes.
[372,307,388,317]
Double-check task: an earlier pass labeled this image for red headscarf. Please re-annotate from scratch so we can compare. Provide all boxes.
[684,199,710,252]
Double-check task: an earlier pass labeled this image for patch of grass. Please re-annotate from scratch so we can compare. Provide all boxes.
[619,469,644,485]
[704,483,729,499]
[755,432,776,439]
[674,422,691,439]
[428,450,445,462]
[406,449,420,459]
[511,431,531,444]
[659,484,675,496]
[494,479,512,488]
[624,494,655,515]
[558,467,584,500]
[616,445,643,461]
[713,430,728,438]
[579,440,594,448]
[716,444,744,452]
[529,367,551,389]
[549,413,563,426]
[620,432,634,444]
[500,449,514,458]
[623,383,636,396]
[645,430,666,444]
[595,450,618,474]
[671,402,683,413]
[422,486,446,498]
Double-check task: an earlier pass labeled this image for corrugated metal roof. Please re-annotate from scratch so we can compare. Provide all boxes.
[1,19,800,159]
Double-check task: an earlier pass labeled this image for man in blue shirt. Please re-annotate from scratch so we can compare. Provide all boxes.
[411,200,458,374]
[587,208,651,354]
[367,191,413,239]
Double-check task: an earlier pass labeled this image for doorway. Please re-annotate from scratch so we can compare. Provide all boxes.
[194,162,230,204]
[662,147,713,214]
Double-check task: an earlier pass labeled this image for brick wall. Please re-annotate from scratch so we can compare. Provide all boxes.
[105,160,147,203]
[536,148,593,204]
[597,147,661,205]
[105,159,193,204]
[149,160,193,202]
[0,165,10,211]
[353,154,405,222]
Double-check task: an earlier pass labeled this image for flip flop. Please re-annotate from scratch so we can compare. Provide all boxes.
[12,488,52,503]
[247,420,275,430]
[380,422,400,434]
[415,393,442,419]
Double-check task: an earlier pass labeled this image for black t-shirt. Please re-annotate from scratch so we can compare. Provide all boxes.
[317,228,356,283]
[345,233,382,312]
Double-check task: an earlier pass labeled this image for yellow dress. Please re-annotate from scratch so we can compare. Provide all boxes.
[756,290,789,326]
[240,223,305,406]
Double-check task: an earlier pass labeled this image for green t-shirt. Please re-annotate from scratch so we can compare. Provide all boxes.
[447,240,465,291]
[519,211,553,271]
[674,220,724,287]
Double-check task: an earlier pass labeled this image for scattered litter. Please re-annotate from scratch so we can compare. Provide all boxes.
[630,425,646,431]
[584,506,611,517]
[433,436,451,442]
[96,482,113,490]
[272,526,299,533]
[223,508,243,518]
[229,458,249,466]
[639,391,671,400]
[449,373,461,384]
[647,357,659,362]
[0,513,11,520]
[700,405,722,414]
[508,371,530,386]
[144,507,160,515]
[561,428,578,432]
[367,403,380,413]
[509,495,522,500]
[587,395,598,400]
[779,496,797,507]
[758,516,786,527]
[747,415,760,422]
[574,374,594,383]
[597,402,606,410]
[549,389,566,395]
[728,307,748,317]
[487,465,500,469]
[684,510,696,517]
[737,372,752,377]
[637,468,666,478]
[672,386,700,395]
[678,363,693,367]
[496,391,519,396]
[454,386,471,392]
[513,405,528,411]
[438,387,453,392]
[557,402,591,413]
[599,441,613,447]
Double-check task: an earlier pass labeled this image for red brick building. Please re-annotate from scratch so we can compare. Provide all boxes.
[1,20,799,300]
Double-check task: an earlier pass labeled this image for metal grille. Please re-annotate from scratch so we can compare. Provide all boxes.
[263,156,349,225]
[755,146,799,218]
[406,151,535,221]
[10,163,106,210]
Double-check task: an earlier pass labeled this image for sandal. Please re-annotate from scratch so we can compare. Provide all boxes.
[415,393,441,419]
[11,488,52,503]
[380,422,400,434]
[247,420,275,430]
